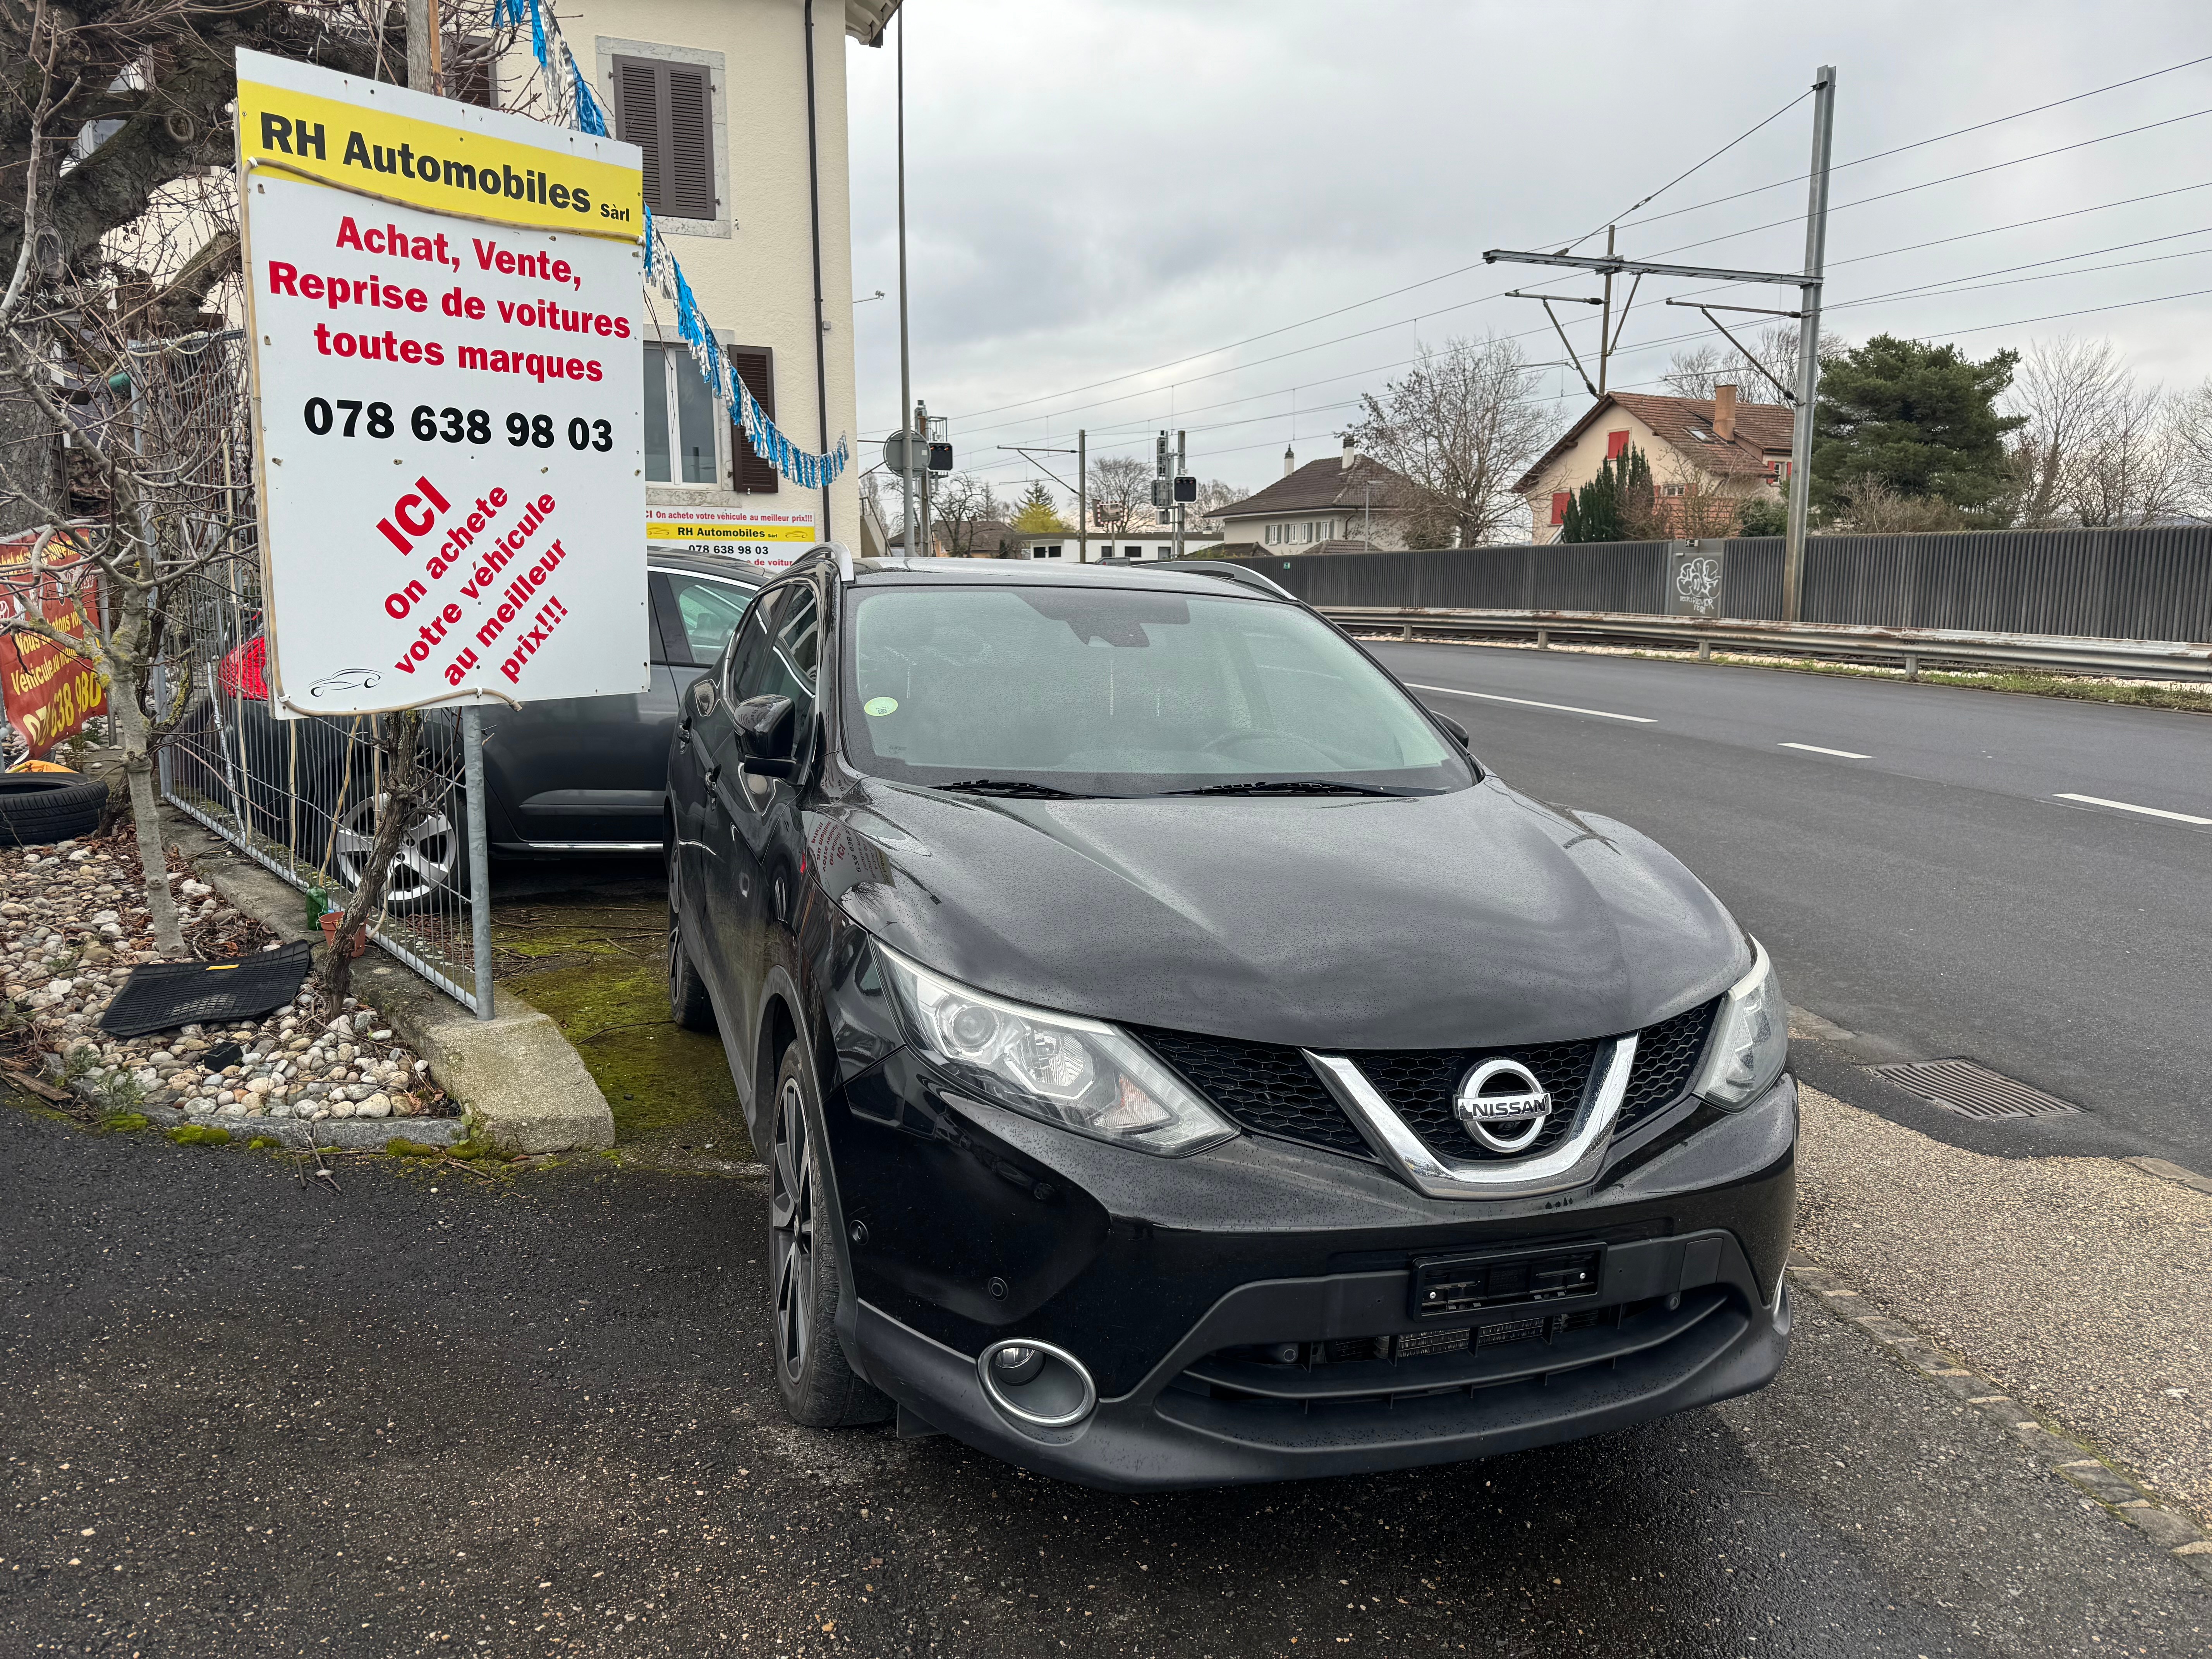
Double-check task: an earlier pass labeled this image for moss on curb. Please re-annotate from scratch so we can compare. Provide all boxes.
[102,1111,151,1133]
[167,1124,232,1147]
[385,1137,443,1158]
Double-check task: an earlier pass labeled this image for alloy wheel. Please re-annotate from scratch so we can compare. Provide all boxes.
[769,1076,815,1383]
[331,793,457,904]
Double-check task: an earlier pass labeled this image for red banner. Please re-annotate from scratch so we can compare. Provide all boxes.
[0,532,106,758]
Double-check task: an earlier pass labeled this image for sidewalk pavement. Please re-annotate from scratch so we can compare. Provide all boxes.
[1794,1084,2212,1527]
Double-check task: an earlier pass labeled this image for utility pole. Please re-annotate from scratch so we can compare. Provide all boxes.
[895,10,914,562]
[1173,430,1187,561]
[1077,429,1087,563]
[1784,66,1837,623]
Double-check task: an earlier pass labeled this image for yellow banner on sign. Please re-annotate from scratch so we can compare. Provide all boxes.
[237,76,642,238]
[648,522,819,542]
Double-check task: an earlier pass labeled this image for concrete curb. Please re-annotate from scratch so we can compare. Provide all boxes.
[133,1099,468,1151]
[1786,1251,2212,1584]
[160,809,615,1156]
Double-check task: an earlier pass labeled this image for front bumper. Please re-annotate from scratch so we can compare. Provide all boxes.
[823,1046,1798,1492]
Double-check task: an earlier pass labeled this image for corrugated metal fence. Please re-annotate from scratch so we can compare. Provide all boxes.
[1229,526,2212,643]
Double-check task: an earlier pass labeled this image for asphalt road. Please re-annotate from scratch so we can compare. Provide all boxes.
[1373,642,2212,1171]
[3,1106,2207,1658]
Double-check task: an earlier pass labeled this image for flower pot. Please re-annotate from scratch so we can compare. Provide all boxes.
[319,910,368,958]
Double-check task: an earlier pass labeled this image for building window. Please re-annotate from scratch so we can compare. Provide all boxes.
[727,346,778,493]
[1551,491,1570,526]
[643,342,718,484]
[1606,429,1630,460]
[1768,456,1791,484]
[1663,483,1684,498]
[613,55,716,221]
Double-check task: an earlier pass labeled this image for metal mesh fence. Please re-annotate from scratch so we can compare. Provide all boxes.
[131,334,489,1013]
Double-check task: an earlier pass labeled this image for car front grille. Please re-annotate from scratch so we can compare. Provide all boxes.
[1131,1026,1375,1159]
[1134,995,1723,1166]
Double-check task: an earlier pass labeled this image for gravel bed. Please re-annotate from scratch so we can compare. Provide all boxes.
[2,832,456,1128]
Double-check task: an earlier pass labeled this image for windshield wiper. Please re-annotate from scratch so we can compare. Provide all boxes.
[938,778,1089,799]
[1159,779,1410,798]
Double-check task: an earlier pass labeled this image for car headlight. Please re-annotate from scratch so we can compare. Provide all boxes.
[876,944,1238,1157]
[1692,939,1788,1110]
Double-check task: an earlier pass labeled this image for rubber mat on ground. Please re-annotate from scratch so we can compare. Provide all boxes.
[98,941,315,1037]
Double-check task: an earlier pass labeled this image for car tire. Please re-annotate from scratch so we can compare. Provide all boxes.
[767,1039,891,1429]
[0,771,108,847]
[666,855,716,1032]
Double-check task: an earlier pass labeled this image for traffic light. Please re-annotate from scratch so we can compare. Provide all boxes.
[928,441,954,473]
[1172,476,1197,503]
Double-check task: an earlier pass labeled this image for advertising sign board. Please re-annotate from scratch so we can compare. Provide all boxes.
[646,506,819,573]
[235,50,646,717]
[0,534,106,756]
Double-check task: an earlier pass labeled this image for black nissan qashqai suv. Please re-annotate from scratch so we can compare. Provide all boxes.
[664,546,1796,1491]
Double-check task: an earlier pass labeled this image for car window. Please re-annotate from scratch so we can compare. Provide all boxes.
[722,588,780,704]
[735,583,819,722]
[654,569,757,666]
[842,584,1465,797]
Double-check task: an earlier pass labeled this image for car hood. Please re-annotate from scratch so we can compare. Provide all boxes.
[807,778,1747,1051]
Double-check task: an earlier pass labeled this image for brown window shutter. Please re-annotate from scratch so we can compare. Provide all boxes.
[729,348,778,493]
[665,67,715,220]
[614,59,665,213]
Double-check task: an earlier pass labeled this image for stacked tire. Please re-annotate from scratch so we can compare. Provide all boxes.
[0,771,109,847]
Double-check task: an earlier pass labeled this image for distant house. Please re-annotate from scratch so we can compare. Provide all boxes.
[1515,386,1795,544]
[1214,438,1421,553]
[1012,527,1223,562]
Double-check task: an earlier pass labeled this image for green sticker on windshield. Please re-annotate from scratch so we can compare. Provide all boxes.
[864,696,899,717]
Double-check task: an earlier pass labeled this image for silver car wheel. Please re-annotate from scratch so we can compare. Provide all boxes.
[331,793,458,905]
[770,1076,815,1384]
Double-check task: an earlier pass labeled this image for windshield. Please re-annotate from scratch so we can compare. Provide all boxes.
[842,584,1470,797]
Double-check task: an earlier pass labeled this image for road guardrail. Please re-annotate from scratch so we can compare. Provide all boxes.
[1322,607,2212,684]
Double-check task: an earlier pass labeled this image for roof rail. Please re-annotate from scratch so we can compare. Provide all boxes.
[790,542,857,584]
[1147,560,1295,599]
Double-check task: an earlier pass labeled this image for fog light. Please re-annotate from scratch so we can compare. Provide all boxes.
[977,1338,1096,1429]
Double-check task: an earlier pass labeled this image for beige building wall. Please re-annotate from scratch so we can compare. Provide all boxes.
[1522,410,1664,545]
[508,0,866,549]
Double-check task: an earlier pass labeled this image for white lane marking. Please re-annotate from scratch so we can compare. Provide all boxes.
[1408,684,1656,724]
[2054,792,2212,826]
[1779,741,1872,759]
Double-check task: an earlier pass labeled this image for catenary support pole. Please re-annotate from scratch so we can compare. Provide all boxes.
[896,10,914,558]
[1784,65,1836,623]
[1078,429,1087,563]
[1597,226,1614,395]
[460,706,494,1020]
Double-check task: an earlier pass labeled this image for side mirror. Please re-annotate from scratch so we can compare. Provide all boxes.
[688,675,718,722]
[1436,713,1471,749]
[733,693,797,779]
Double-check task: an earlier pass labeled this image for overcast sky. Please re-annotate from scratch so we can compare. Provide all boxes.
[840,1,2212,503]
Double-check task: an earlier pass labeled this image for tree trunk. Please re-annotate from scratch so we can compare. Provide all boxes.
[310,710,429,1006]
[106,653,186,955]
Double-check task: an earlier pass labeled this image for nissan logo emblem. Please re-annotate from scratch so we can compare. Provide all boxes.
[1453,1057,1553,1153]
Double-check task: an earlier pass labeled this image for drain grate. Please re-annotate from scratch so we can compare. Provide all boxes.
[1872,1059,2084,1121]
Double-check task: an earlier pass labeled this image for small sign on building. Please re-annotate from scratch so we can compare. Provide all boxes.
[646,506,819,573]
[235,49,646,716]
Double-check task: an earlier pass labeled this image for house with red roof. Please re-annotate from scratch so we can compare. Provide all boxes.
[1514,386,1796,544]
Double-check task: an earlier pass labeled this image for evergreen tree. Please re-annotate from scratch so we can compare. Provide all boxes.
[1560,444,1652,542]
[1811,334,2024,521]
[1010,481,1070,534]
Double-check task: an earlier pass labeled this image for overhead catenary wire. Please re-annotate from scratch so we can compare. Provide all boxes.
[927,53,2212,433]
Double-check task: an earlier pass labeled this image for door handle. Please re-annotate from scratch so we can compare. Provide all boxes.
[704,763,721,787]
